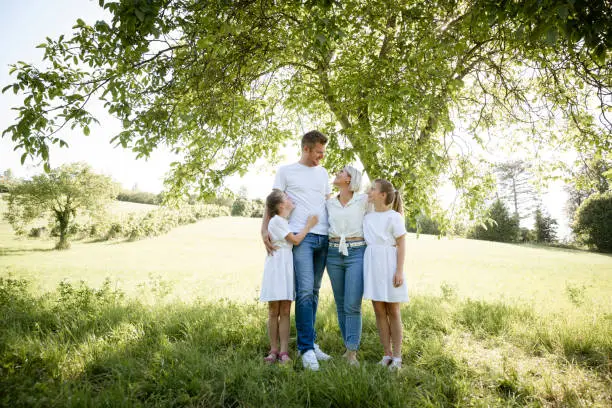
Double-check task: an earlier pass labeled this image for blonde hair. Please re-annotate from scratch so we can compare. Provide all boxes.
[374,179,404,214]
[344,165,362,192]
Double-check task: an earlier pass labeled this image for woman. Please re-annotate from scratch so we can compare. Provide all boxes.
[326,165,368,365]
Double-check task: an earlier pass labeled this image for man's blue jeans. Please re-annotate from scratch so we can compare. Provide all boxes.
[326,245,365,351]
[293,233,328,353]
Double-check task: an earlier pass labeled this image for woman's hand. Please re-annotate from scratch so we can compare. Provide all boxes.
[393,270,404,288]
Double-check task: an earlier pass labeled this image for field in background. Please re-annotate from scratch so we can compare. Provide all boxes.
[0,199,610,312]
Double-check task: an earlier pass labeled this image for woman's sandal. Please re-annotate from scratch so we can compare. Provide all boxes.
[278,352,291,365]
[264,350,279,364]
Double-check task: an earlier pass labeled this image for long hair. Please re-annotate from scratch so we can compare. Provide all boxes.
[374,179,404,214]
[265,189,285,217]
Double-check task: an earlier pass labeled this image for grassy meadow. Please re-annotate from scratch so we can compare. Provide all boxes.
[1,200,611,406]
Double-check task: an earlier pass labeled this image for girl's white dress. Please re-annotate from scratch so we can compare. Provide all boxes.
[259,215,295,302]
[363,210,409,302]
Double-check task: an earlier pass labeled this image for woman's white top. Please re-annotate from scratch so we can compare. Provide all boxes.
[260,215,294,301]
[363,210,409,302]
[326,193,368,255]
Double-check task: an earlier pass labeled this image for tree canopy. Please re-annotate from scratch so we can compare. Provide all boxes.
[4,162,117,249]
[2,0,610,223]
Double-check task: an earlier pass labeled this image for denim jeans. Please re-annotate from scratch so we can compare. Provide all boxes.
[326,244,365,351]
[293,233,328,353]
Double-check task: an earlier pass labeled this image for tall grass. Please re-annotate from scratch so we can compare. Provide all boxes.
[1,277,609,407]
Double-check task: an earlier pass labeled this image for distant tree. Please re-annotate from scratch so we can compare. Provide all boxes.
[4,163,117,249]
[495,160,539,221]
[534,207,557,243]
[0,169,15,193]
[572,191,612,253]
[468,199,519,243]
[565,156,611,221]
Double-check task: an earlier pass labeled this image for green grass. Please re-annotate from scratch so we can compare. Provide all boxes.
[1,200,611,406]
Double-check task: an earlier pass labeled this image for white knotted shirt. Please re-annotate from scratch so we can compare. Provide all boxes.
[326,193,369,255]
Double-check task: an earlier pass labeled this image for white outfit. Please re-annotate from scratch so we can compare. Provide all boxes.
[260,215,294,301]
[326,193,368,255]
[273,163,330,235]
[363,210,409,302]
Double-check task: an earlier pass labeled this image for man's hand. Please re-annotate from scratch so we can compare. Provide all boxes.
[262,231,278,255]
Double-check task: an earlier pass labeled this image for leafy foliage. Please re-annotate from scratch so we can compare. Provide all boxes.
[116,189,162,205]
[468,199,520,243]
[1,0,610,222]
[565,155,611,221]
[231,197,264,218]
[572,191,612,252]
[534,207,558,243]
[3,162,117,249]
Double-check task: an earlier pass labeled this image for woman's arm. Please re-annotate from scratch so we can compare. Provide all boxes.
[393,234,406,287]
[285,215,318,245]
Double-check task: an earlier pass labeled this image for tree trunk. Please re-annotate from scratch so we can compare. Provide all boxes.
[55,210,71,250]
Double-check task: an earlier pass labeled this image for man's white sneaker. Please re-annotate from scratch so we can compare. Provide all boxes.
[301,349,320,371]
[313,344,331,361]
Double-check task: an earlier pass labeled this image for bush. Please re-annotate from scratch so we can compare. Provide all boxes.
[534,207,557,243]
[250,199,265,218]
[116,190,161,205]
[231,197,252,216]
[572,191,612,252]
[519,227,536,243]
[467,199,519,243]
[407,213,441,235]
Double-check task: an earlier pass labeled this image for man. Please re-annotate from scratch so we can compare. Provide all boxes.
[261,130,332,371]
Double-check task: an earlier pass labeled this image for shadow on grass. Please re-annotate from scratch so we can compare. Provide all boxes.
[0,246,55,256]
[519,243,612,258]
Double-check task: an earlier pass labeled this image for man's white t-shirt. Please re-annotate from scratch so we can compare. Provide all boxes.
[273,163,330,235]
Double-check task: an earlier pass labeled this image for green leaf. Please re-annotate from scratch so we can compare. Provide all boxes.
[20,152,27,165]
[83,126,90,136]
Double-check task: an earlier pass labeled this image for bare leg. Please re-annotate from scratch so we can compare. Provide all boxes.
[267,301,281,352]
[372,301,392,357]
[278,300,292,353]
[386,303,403,358]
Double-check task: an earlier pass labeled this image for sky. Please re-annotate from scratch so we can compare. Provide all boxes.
[0,0,572,237]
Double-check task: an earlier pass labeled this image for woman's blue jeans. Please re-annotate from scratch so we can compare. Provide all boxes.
[326,244,365,351]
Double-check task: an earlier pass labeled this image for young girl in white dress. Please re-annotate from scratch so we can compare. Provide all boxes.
[260,190,318,364]
[363,179,408,370]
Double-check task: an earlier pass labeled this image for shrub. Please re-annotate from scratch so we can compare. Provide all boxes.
[116,190,161,205]
[28,226,48,238]
[519,227,536,243]
[468,199,519,243]
[407,213,441,235]
[231,197,252,217]
[534,207,557,243]
[250,199,265,218]
[572,191,612,252]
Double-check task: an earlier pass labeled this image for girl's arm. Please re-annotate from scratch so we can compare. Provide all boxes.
[285,215,318,245]
[393,234,406,287]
